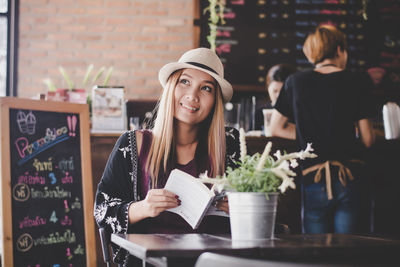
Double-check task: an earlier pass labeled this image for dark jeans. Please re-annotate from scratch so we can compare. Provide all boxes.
[301,165,370,234]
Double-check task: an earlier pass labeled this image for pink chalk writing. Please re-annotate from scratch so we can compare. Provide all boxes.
[62,172,73,184]
[64,200,70,213]
[231,0,245,5]
[216,44,231,55]
[15,126,68,159]
[18,171,45,185]
[325,0,340,3]
[320,9,344,15]
[66,247,72,259]
[223,12,236,19]
[61,215,72,226]
[217,30,231,37]
[67,115,77,137]
[19,216,47,229]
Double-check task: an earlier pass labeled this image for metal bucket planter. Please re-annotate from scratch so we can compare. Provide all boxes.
[228,192,279,240]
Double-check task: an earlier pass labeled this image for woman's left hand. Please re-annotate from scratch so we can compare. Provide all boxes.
[215,196,229,214]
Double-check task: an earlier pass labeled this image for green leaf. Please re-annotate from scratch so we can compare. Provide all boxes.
[82,64,94,87]
[43,78,57,92]
[103,66,114,86]
[59,66,74,90]
[91,66,105,85]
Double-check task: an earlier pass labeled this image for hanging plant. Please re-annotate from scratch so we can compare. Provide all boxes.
[203,0,226,51]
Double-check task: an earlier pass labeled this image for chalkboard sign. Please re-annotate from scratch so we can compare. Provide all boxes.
[0,98,96,267]
[199,0,370,87]
[364,0,400,90]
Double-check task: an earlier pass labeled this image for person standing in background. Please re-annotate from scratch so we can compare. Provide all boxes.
[270,25,376,234]
[255,64,297,131]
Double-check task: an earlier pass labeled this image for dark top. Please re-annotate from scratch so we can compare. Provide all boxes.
[94,128,240,263]
[134,130,236,234]
[274,70,376,169]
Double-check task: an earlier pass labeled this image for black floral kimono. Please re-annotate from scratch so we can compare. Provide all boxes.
[94,128,240,265]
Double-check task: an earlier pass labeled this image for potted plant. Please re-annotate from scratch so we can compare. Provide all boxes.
[44,65,113,104]
[200,128,317,240]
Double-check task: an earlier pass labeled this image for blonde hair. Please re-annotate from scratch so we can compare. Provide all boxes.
[146,69,226,187]
[303,25,347,65]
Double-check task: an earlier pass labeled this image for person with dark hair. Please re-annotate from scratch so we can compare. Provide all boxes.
[255,64,297,132]
[270,25,375,234]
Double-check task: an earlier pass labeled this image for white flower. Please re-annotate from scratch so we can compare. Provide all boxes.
[200,141,317,195]
[277,160,290,172]
[271,168,290,181]
[199,171,209,179]
[274,150,282,160]
[256,142,272,171]
[278,177,296,193]
[298,143,317,160]
[199,171,227,193]
[271,168,296,193]
[212,183,226,193]
[290,159,298,168]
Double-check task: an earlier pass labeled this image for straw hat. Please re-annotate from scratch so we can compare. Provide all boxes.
[158,48,233,102]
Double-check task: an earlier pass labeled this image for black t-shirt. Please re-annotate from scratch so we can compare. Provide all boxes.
[274,69,376,169]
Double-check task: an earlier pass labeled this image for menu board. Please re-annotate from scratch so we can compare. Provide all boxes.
[365,0,400,90]
[199,0,370,87]
[0,98,96,267]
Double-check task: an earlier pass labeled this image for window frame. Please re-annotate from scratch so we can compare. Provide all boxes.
[0,0,18,96]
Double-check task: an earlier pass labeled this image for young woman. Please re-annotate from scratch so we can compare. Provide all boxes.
[94,48,240,265]
[270,25,376,234]
[255,63,297,131]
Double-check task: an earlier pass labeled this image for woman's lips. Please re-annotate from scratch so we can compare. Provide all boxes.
[181,103,199,112]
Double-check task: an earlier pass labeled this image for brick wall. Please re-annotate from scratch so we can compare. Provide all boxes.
[17,0,195,99]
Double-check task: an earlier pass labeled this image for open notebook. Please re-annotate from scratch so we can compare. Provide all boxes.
[164,169,228,229]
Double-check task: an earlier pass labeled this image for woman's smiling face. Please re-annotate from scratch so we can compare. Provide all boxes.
[174,68,216,127]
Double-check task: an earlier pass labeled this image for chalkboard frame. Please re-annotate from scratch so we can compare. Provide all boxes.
[0,97,96,266]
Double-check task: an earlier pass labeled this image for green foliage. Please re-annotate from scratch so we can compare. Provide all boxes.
[91,66,105,85]
[103,66,114,86]
[43,65,113,91]
[200,132,316,195]
[203,0,226,51]
[59,66,74,90]
[225,153,281,193]
[42,78,57,92]
[82,64,94,87]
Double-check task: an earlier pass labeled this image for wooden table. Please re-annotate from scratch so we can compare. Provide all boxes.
[111,233,400,267]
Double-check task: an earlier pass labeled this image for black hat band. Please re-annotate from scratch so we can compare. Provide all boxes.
[186,62,218,75]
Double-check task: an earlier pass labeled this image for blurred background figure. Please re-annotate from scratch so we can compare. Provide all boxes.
[255,63,297,134]
[270,25,376,234]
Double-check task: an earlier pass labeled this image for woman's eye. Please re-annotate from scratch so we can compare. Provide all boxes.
[202,85,213,92]
[180,79,189,85]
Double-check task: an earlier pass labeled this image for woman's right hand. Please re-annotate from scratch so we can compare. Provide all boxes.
[128,189,180,224]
